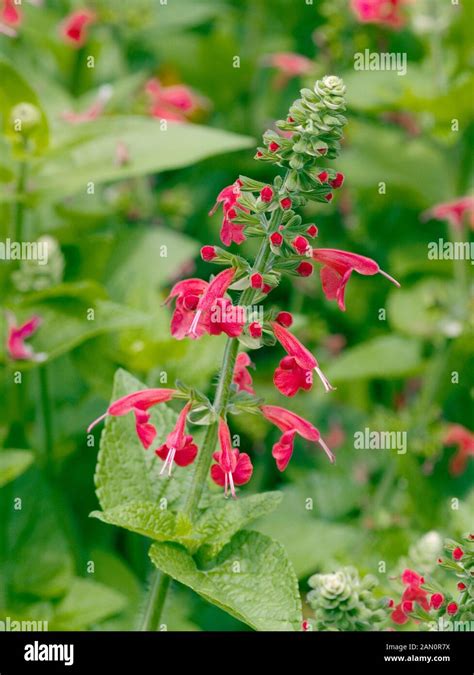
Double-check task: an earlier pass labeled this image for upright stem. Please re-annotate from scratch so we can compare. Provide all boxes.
[12,161,27,242]
[38,365,54,472]
[139,570,171,632]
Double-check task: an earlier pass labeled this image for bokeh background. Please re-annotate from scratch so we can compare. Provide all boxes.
[0,0,472,631]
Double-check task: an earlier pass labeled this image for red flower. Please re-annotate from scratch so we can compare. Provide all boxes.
[430,593,444,610]
[1,0,21,29]
[201,245,217,261]
[447,602,458,616]
[146,78,203,122]
[350,0,407,29]
[272,322,334,395]
[233,352,255,395]
[266,52,313,77]
[165,277,209,340]
[209,180,247,246]
[423,196,474,231]
[391,569,429,625]
[312,248,400,311]
[61,10,95,47]
[185,268,237,338]
[261,405,334,471]
[207,297,245,338]
[6,313,45,362]
[270,231,283,247]
[211,418,253,497]
[88,388,176,450]
[443,424,474,476]
[155,403,198,475]
[452,547,464,561]
[260,186,274,202]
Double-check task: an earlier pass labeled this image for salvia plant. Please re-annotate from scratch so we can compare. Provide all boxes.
[306,567,388,631]
[88,76,401,631]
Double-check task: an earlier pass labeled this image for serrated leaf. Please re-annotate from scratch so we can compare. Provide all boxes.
[149,530,302,631]
[0,450,34,487]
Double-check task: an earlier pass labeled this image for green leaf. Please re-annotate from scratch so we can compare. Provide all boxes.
[195,492,283,559]
[0,59,49,153]
[0,450,34,487]
[51,578,127,630]
[325,335,423,382]
[149,530,302,631]
[94,369,193,513]
[90,502,199,550]
[32,117,254,199]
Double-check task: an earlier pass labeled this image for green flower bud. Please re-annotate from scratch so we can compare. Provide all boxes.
[10,102,42,136]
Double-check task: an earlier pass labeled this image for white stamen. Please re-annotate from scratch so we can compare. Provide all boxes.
[187,309,202,336]
[228,472,236,499]
[160,447,177,476]
[379,269,400,287]
[318,437,336,464]
[315,366,336,393]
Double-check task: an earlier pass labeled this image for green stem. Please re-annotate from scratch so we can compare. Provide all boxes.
[139,571,171,631]
[38,365,53,472]
[12,161,27,242]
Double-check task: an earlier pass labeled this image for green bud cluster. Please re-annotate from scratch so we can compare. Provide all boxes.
[307,567,388,631]
[256,76,347,195]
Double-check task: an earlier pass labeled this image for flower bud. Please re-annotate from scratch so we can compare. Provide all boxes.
[447,602,458,615]
[10,102,41,135]
[262,283,272,294]
[260,186,274,202]
[330,172,344,189]
[250,273,263,289]
[292,235,310,255]
[457,582,466,591]
[401,601,413,614]
[270,232,283,246]
[324,192,333,202]
[430,593,444,610]
[317,171,328,183]
[453,547,464,561]
[306,224,318,238]
[296,261,313,277]
[201,245,217,261]
[280,197,292,210]
[276,311,293,327]
[269,141,280,152]
[248,322,262,338]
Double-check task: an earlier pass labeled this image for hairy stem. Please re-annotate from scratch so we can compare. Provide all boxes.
[139,570,171,631]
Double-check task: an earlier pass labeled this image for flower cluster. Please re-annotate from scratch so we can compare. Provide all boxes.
[306,567,388,631]
[88,76,399,497]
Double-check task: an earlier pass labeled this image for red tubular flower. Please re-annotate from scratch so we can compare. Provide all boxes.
[261,405,334,471]
[276,311,293,328]
[186,267,236,338]
[6,313,45,362]
[207,297,245,338]
[312,248,400,311]
[296,261,313,277]
[292,235,310,255]
[233,352,255,395]
[260,186,274,202]
[270,231,283,246]
[209,180,247,246]
[391,569,429,625]
[1,0,21,26]
[423,196,474,231]
[61,10,95,47]
[272,322,334,395]
[249,322,262,338]
[443,424,474,476]
[430,593,444,610]
[211,418,253,497]
[165,278,209,340]
[145,78,203,122]
[155,402,198,475]
[87,388,176,450]
[201,245,217,261]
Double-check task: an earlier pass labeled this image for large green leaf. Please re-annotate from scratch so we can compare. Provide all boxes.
[0,450,34,488]
[51,578,127,630]
[94,369,192,512]
[31,117,254,199]
[149,530,302,631]
[325,335,423,382]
